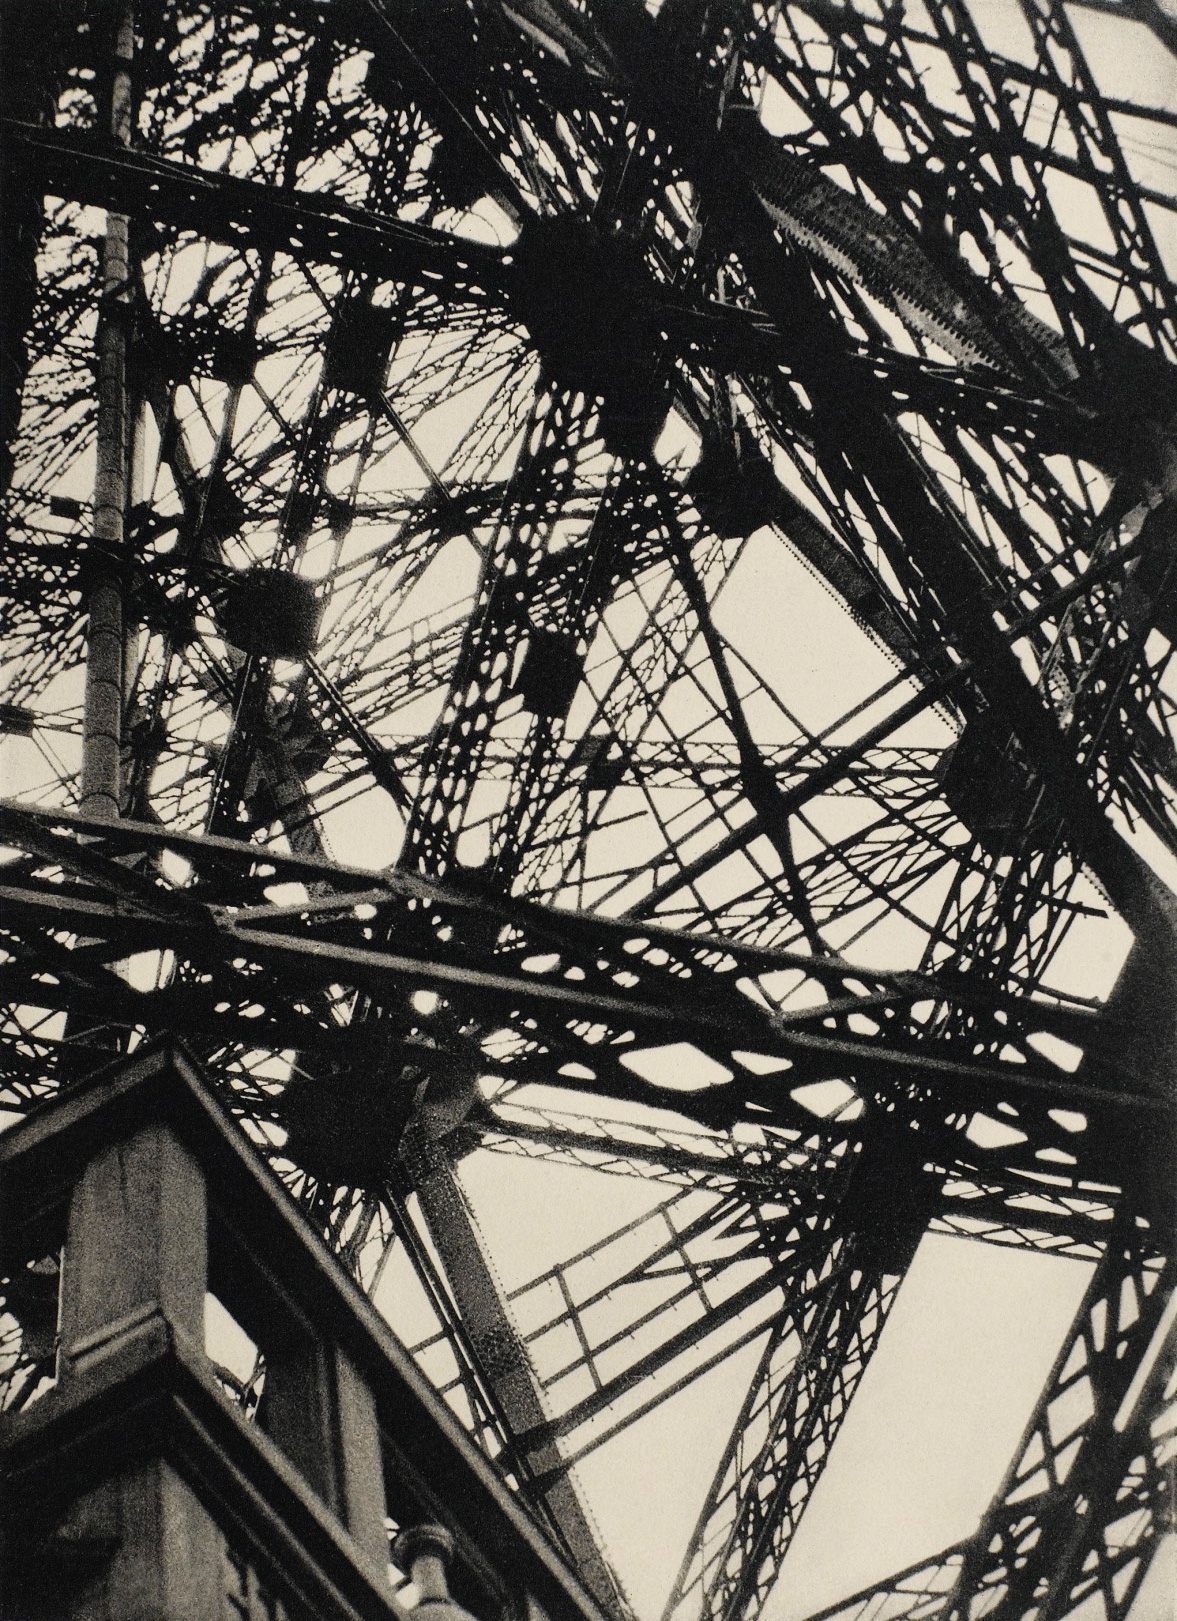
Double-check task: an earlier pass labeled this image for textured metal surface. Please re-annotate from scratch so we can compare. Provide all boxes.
[1,2,1175,1617]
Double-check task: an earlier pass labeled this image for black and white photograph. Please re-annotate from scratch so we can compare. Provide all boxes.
[1,2,1175,1618]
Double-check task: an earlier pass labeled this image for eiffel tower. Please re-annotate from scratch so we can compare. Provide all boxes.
[2,3,1175,1618]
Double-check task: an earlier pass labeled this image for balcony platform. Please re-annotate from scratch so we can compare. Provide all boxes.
[0,1039,607,1621]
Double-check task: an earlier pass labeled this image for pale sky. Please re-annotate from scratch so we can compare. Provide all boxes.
[2,3,1175,1619]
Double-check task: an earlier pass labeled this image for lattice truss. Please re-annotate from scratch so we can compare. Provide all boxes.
[1,1,1175,1618]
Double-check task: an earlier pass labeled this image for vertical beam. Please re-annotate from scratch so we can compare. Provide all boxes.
[334,1345,394,1574]
[81,0,135,821]
[38,1457,226,1621]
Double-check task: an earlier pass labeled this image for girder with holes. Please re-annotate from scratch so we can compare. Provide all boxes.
[2,2,1176,1617]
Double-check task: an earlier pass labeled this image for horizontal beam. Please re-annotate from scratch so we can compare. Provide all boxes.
[0,801,1110,1046]
[0,120,507,293]
[8,876,1142,1116]
[479,1117,1123,1258]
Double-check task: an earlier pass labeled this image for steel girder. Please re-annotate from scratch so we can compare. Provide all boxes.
[1,800,1172,1613]
[3,2,1177,1618]
[799,1239,1177,1621]
[1,801,1159,1137]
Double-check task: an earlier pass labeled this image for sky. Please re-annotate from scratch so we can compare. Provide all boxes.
[3,3,1176,1619]
[448,9,1177,1615]
[454,1127,1102,1619]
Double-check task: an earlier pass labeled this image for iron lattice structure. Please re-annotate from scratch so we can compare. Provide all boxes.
[1,1,1176,1617]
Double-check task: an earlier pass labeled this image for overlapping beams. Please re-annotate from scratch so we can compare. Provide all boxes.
[469,9,1177,1617]
[1,801,1168,1271]
[4,0,1173,901]
[939,1238,1175,1621]
[530,1,1173,925]
[402,381,608,877]
[501,1189,843,1449]
[486,9,1177,998]
[0,119,499,296]
[662,1254,900,1621]
[0,800,1145,1115]
[5,798,1157,1615]
[751,0,1176,368]
[470,1098,1149,1621]
[0,119,811,395]
[416,1105,1120,1528]
[737,0,1177,854]
[3,2,1177,1615]
[6,766,1134,1589]
[477,1098,1122,1263]
[802,1240,1176,1621]
[380,6,1173,979]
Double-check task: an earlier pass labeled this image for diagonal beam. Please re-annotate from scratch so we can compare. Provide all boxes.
[532,0,1176,946]
[663,1237,903,1621]
[475,1103,1126,1258]
[0,120,508,294]
[3,873,1158,1127]
[0,796,1116,1040]
[1062,0,1177,54]
[401,1116,631,1615]
[805,1240,1176,1621]
[0,802,1162,1135]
